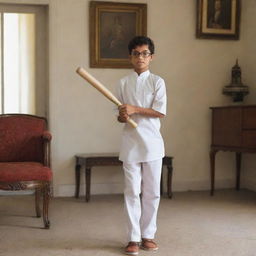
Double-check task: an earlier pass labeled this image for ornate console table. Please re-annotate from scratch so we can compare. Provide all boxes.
[75,153,173,202]
[210,105,256,195]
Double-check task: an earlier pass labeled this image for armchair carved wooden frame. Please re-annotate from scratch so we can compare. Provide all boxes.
[0,114,53,229]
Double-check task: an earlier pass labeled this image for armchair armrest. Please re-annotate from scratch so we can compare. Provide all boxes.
[42,131,52,141]
[42,131,52,167]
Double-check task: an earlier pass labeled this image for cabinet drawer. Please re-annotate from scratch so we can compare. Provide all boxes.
[243,108,256,129]
[242,131,256,148]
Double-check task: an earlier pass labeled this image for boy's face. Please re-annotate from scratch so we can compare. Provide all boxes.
[129,44,153,74]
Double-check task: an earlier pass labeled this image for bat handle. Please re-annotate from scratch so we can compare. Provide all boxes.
[117,103,137,128]
[127,117,138,128]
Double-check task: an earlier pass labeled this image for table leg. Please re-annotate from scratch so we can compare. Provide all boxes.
[160,168,163,196]
[236,152,242,190]
[210,150,217,196]
[85,168,91,202]
[75,164,81,198]
[167,165,173,198]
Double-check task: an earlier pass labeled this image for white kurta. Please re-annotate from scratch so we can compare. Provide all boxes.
[116,70,167,163]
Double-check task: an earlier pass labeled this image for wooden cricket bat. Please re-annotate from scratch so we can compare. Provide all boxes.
[76,67,137,128]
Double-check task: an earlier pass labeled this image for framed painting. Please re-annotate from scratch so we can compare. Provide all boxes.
[196,0,240,40]
[89,1,147,68]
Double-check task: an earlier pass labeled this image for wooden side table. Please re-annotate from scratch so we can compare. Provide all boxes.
[210,105,256,195]
[75,153,173,202]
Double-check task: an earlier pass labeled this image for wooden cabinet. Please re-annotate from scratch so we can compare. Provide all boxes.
[210,105,256,195]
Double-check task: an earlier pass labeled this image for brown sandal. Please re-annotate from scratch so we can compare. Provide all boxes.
[141,238,158,251]
[125,241,140,255]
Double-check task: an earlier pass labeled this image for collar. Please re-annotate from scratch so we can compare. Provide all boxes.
[133,70,150,79]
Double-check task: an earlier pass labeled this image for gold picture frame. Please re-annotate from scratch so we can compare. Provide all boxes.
[196,0,240,40]
[89,1,147,68]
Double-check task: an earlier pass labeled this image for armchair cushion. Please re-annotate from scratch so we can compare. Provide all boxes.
[0,162,52,182]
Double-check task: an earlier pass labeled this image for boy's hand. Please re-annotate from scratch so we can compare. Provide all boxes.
[118,104,137,116]
[117,114,129,123]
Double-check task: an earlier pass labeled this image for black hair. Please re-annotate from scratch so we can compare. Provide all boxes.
[128,36,155,55]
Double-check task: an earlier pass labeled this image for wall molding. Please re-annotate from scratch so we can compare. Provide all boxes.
[55,178,239,197]
[1,177,251,197]
[243,177,256,192]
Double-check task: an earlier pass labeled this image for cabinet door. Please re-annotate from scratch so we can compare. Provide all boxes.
[242,107,256,129]
[212,108,242,147]
[242,107,256,148]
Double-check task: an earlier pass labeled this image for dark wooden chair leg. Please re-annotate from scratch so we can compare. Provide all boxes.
[167,165,173,198]
[210,150,217,196]
[236,152,242,190]
[160,167,163,196]
[43,183,50,229]
[75,164,81,198]
[35,188,41,218]
[85,168,91,202]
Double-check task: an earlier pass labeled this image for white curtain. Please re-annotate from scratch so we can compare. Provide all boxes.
[3,13,35,114]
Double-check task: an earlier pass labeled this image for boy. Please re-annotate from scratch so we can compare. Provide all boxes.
[116,36,167,255]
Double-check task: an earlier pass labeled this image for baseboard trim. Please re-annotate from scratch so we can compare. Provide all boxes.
[1,178,252,197]
[56,183,124,197]
[0,190,34,196]
[55,178,237,197]
[171,178,236,192]
[243,178,256,192]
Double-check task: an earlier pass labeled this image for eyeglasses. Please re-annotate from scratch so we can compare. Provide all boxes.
[131,51,152,58]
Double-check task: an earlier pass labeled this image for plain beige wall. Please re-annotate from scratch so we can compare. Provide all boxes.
[239,0,256,190]
[1,0,255,196]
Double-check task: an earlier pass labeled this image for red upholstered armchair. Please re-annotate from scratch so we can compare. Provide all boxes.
[0,114,53,229]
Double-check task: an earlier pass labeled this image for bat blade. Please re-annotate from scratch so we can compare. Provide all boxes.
[76,67,137,128]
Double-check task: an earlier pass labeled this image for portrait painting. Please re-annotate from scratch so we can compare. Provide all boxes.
[100,12,136,59]
[89,1,147,68]
[196,0,240,39]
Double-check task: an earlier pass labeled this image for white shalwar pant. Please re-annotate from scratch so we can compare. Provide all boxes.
[123,159,162,242]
